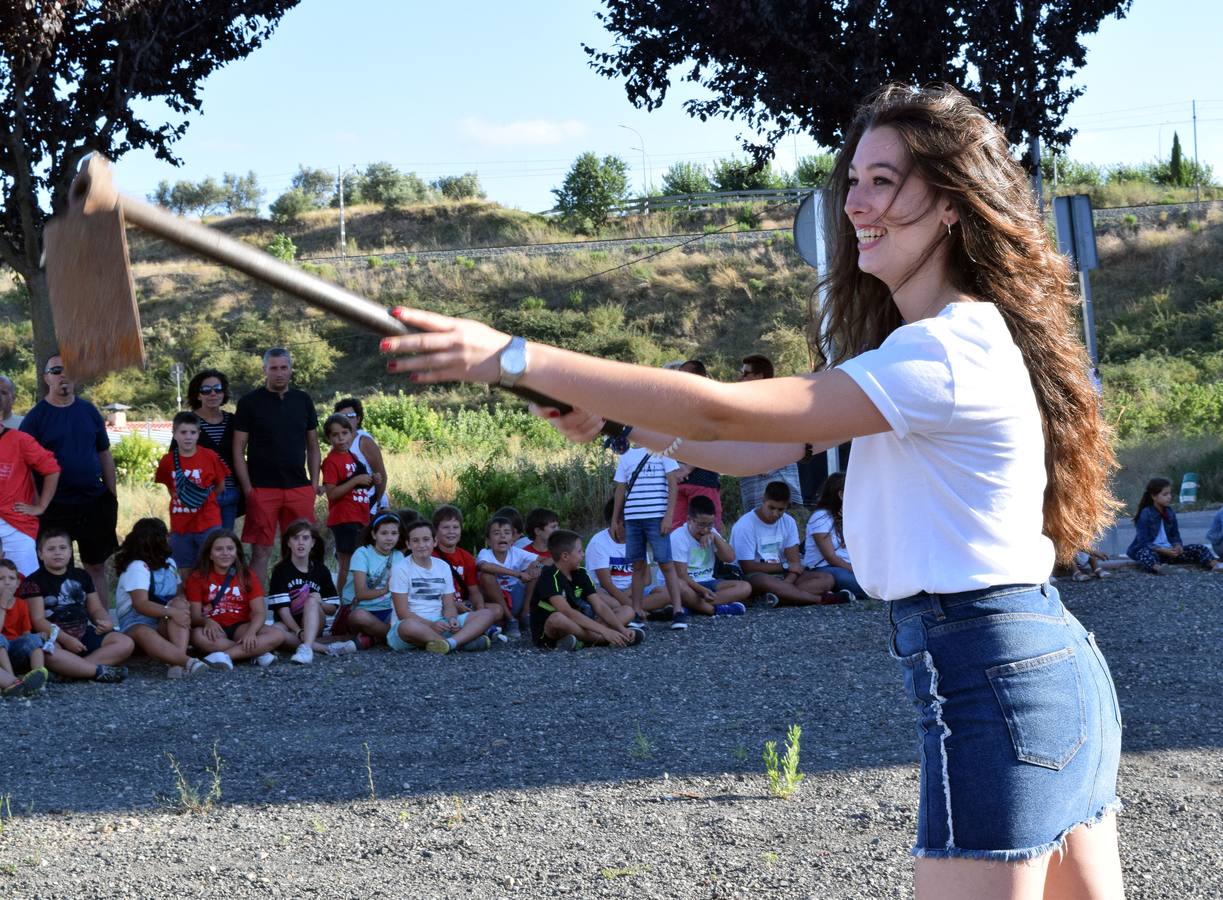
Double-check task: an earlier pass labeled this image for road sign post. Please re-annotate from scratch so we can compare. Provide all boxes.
[1052,194,1100,368]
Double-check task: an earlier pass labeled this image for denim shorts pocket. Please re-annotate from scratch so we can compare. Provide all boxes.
[1085,632,1123,728]
[987,647,1086,770]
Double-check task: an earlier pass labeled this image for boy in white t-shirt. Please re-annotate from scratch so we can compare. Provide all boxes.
[730,481,839,606]
[611,446,685,627]
[476,515,542,638]
[670,494,751,616]
[388,520,499,654]
[585,499,666,619]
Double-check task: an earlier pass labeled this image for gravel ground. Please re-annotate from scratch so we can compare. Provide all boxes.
[1,569,1220,899]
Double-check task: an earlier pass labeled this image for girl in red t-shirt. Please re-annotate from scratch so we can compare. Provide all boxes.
[321,413,380,594]
[185,530,283,671]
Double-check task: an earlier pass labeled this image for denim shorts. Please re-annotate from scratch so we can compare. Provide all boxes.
[119,611,164,633]
[387,612,469,652]
[624,517,672,565]
[2,633,44,671]
[888,582,1122,861]
[170,528,218,570]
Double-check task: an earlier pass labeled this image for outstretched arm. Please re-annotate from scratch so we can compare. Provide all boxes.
[381,309,888,447]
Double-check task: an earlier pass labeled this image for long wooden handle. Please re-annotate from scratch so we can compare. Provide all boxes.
[84,164,622,436]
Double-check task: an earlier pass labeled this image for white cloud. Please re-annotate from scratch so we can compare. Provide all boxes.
[459,117,589,146]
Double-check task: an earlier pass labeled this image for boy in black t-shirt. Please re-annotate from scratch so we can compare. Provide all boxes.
[18,528,133,682]
[530,530,643,650]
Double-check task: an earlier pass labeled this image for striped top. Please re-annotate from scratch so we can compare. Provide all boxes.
[614,447,680,521]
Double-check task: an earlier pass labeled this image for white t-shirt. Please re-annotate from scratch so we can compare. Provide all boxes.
[614,448,680,520]
[584,528,634,591]
[115,558,180,622]
[803,510,850,570]
[838,302,1055,600]
[477,545,535,591]
[730,510,800,568]
[669,525,716,582]
[389,555,453,620]
[1152,522,1171,550]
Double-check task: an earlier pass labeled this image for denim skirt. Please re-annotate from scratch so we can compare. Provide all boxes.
[888,583,1122,861]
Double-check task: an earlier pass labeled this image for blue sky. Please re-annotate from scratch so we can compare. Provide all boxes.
[118,1,1223,213]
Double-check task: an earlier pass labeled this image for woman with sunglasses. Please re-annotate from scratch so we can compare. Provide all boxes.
[186,369,241,529]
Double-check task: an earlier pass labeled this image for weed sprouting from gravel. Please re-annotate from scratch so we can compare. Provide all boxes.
[731,744,749,762]
[763,724,805,799]
[362,742,377,800]
[630,724,654,760]
[0,795,12,835]
[761,850,779,867]
[601,864,651,880]
[311,818,327,834]
[444,797,465,829]
[160,742,223,814]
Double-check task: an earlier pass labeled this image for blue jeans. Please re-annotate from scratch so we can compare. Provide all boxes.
[888,583,1121,860]
[812,565,865,597]
[624,517,672,564]
[216,485,240,531]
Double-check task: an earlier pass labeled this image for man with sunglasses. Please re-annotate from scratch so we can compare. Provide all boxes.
[19,355,118,596]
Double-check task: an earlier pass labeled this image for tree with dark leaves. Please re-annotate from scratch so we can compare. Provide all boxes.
[585,1,1131,167]
[0,0,299,374]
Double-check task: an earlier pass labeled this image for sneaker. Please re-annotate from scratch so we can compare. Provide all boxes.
[1096,569,1111,579]
[185,658,208,677]
[557,634,584,651]
[254,652,276,668]
[646,608,673,622]
[324,640,358,656]
[486,625,507,643]
[627,628,645,647]
[461,635,492,652]
[93,664,127,683]
[626,619,646,631]
[19,667,49,696]
[291,644,314,665]
[834,589,855,604]
[426,638,451,655]
[166,665,185,680]
[670,609,690,630]
[356,634,375,650]
[505,619,522,640]
[713,601,747,616]
[1072,570,1092,582]
[760,592,781,608]
[204,651,234,671]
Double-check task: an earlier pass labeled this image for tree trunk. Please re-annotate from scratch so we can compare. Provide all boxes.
[22,267,58,396]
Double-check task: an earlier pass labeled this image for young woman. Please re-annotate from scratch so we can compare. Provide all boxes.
[1126,476,1221,574]
[187,368,241,530]
[380,85,1125,898]
[266,519,357,662]
[114,517,204,678]
[185,529,284,669]
[802,472,862,600]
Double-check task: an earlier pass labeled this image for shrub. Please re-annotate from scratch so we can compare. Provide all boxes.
[710,158,784,192]
[269,188,313,224]
[661,161,712,195]
[112,433,162,485]
[291,166,335,207]
[362,162,430,211]
[552,152,630,231]
[433,172,485,200]
[266,233,297,262]
[793,153,835,187]
[519,296,546,311]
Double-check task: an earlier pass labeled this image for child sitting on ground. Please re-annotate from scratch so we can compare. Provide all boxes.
[432,506,490,615]
[520,507,559,561]
[585,499,666,619]
[0,559,48,697]
[267,519,357,663]
[801,472,862,601]
[19,527,133,683]
[730,481,841,606]
[611,444,686,627]
[1126,477,1223,574]
[494,506,529,550]
[477,515,541,639]
[530,529,643,651]
[388,519,500,654]
[321,413,379,596]
[154,411,230,574]
[1071,548,1111,581]
[668,494,751,617]
[114,517,203,678]
[186,529,284,670]
[339,512,406,645]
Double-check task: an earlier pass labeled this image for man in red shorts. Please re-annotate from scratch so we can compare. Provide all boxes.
[232,348,321,584]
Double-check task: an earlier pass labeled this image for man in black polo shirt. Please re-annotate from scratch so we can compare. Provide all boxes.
[232,348,321,583]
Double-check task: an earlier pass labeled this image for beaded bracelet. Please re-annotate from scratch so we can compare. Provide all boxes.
[659,436,684,458]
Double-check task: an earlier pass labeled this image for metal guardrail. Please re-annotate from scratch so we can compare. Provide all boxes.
[609,187,811,215]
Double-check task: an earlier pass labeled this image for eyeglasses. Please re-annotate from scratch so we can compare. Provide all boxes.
[341,411,359,419]
[198,385,224,395]
[45,365,65,375]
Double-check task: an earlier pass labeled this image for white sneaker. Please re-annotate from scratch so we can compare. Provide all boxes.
[254,651,276,668]
[325,640,357,656]
[291,645,314,665]
[185,657,208,677]
[204,651,234,671]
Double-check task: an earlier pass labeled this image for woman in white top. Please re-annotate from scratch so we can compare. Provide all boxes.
[381,85,1123,898]
[802,472,863,599]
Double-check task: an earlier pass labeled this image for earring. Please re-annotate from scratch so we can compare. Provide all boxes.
[945,221,953,238]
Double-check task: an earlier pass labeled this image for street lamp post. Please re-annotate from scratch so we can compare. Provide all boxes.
[337,164,359,255]
[618,124,650,201]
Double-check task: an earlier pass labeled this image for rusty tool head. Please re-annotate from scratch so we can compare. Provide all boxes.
[42,155,145,384]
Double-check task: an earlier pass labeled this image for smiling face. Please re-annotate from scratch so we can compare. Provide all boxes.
[845,126,955,291]
[210,537,238,572]
[197,376,225,412]
[373,522,400,554]
[435,517,462,551]
[407,524,435,561]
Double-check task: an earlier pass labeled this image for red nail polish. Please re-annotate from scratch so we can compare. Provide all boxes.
[392,306,408,318]
[547,410,560,418]
[408,373,419,382]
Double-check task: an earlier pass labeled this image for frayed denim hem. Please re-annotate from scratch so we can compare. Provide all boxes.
[911,798,1122,862]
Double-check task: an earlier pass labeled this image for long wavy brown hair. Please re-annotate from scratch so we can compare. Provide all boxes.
[816,83,1118,562]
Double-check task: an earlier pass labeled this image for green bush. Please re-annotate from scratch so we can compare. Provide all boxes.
[266,233,297,262]
[360,393,568,457]
[661,161,712,195]
[552,152,630,231]
[112,433,162,485]
[269,189,313,224]
[433,172,485,200]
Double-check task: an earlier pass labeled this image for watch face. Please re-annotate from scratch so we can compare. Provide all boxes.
[502,339,527,377]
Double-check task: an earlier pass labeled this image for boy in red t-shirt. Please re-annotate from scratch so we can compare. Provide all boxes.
[185,529,283,670]
[432,505,509,643]
[0,559,48,695]
[321,413,380,595]
[155,412,230,574]
[521,507,559,562]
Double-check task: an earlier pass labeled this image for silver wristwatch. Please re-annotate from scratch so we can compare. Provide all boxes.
[498,336,528,388]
